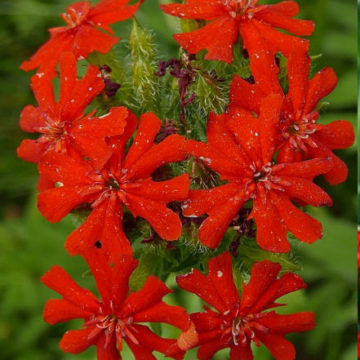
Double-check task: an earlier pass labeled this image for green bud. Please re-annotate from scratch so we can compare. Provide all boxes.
[129,18,160,114]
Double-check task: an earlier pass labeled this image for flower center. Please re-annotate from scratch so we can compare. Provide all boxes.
[221,0,258,18]
[38,118,66,152]
[282,111,319,152]
[86,314,139,348]
[61,7,87,27]
[247,163,285,194]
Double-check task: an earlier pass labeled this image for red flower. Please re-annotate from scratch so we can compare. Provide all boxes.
[38,112,189,257]
[228,52,355,185]
[183,95,333,252]
[161,0,314,65]
[20,0,144,78]
[17,52,128,168]
[177,252,315,360]
[41,250,192,359]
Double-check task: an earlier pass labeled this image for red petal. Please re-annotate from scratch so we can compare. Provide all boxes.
[266,1,299,17]
[281,176,332,207]
[191,312,223,333]
[186,140,250,178]
[44,298,93,325]
[58,52,77,111]
[226,109,262,165]
[19,105,45,133]
[61,61,104,120]
[65,195,131,259]
[90,0,143,24]
[73,23,119,59]
[286,52,311,115]
[270,191,323,244]
[304,67,337,114]
[121,276,171,317]
[252,19,309,57]
[258,312,315,334]
[110,254,138,311]
[17,139,47,163]
[249,272,306,313]
[38,150,94,186]
[127,134,187,180]
[207,112,249,164]
[197,338,227,360]
[230,344,254,360]
[38,185,97,223]
[182,183,240,217]
[314,120,355,150]
[239,22,281,95]
[208,252,240,310]
[125,193,183,240]
[31,73,56,114]
[124,113,162,169]
[307,141,348,185]
[173,17,238,63]
[251,195,290,253]
[125,175,189,202]
[82,250,136,310]
[177,269,228,314]
[126,339,156,360]
[70,107,129,168]
[133,301,190,331]
[273,157,333,178]
[161,2,226,20]
[41,265,99,312]
[228,75,264,114]
[96,334,121,360]
[110,111,138,159]
[276,142,299,164]
[198,190,247,249]
[323,154,349,185]
[240,261,281,314]
[256,333,296,360]
[256,8,315,36]
[126,324,184,360]
[60,327,98,354]
[258,93,283,164]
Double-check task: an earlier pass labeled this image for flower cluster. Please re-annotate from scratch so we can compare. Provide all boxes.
[18,0,354,359]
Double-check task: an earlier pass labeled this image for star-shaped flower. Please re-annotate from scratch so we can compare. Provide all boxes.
[183,94,333,252]
[21,0,144,78]
[42,250,192,359]
[161,0,314,66]
[38,112,189,257]
[18,52,128,168]
[228,51,355,185]
[177,252,315,360]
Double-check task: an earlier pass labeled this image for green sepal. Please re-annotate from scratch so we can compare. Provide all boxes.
[129,250,160,291]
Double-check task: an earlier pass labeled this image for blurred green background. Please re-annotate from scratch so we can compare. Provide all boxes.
[0,0,357,359]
